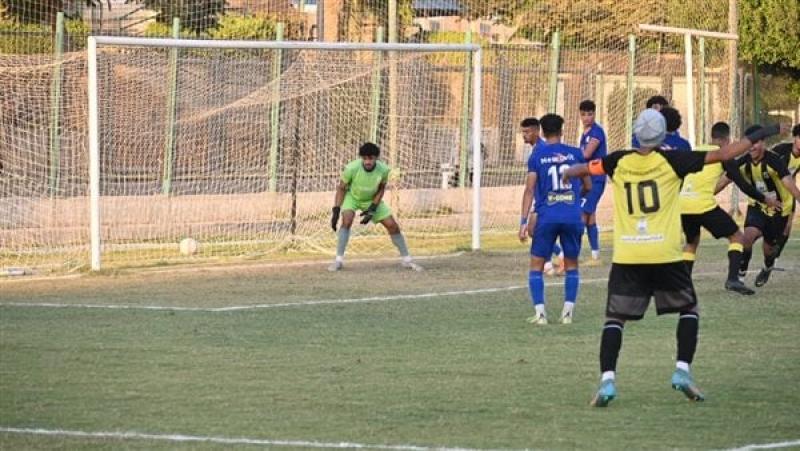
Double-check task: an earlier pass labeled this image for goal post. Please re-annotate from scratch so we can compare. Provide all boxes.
[86,36,482,271]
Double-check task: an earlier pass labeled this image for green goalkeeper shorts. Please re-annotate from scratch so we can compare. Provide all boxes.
[341,195,393,224]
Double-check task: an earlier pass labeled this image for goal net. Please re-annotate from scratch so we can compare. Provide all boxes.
[2,38,484,272]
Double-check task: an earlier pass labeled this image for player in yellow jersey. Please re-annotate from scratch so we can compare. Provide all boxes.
[329,142,422,272]
[564,109,786,407]
[680,122,770,295]
[720,125,800,287]
[767,124,800,263]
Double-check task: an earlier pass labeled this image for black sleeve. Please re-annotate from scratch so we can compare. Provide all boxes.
[723,157,766,203]
[662,150,705,179]
[601,150,631,179]
[765,151,791,179]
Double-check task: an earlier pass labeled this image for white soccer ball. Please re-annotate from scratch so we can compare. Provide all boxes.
[179,237,199,256]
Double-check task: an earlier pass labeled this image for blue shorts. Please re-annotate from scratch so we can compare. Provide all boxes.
[581,176,607,214]
[531,222,584,259]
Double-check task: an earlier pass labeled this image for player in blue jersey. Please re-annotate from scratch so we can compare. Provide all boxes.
[521,117,564,274]
[660,107,692,152]
[519,114,592,325]
[578,100,607,265]
[633,95,670,148]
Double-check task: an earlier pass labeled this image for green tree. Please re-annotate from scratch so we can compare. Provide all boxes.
[740,0,800,70]
[131,0,226,33]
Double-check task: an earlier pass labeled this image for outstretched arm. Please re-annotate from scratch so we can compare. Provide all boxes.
[705,124,788,164]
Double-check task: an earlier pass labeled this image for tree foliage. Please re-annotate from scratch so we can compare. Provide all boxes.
[129,0,226,33]
[0,0,109,24]
[739,0,800,71]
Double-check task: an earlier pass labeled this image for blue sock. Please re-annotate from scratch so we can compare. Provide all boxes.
[528,270,545,306]
[565,269,579,303]
[587,224,600,252]
[553,243,562,256]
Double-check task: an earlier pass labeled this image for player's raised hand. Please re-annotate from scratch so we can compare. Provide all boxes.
[331,206,340,231]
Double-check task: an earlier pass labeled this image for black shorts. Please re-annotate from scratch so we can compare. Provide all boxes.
[681,206,739,243]
[606,262,697,321]
[744,206,789,246]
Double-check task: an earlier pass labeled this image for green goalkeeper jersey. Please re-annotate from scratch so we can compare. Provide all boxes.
[341,159,390,203]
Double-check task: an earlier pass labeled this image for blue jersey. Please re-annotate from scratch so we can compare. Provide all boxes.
[580,123,607,161]
[527,142,585,224]
[633,129,685,149]
[661,133,692,152]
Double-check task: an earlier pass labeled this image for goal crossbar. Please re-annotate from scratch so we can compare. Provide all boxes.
[87,36,483,271]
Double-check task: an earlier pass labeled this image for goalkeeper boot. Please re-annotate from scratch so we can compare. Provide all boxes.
[526,312,548,326]
[590,379,617,407]
[754,266,774,287]
[560,311,573,325]
[724,279,755,295]
[671,369,705,402]
[327,260,343,272]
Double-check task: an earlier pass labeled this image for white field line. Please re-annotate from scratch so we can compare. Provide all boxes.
[724,439,800,450]
[0,271,734,313]
[0,426,489,451]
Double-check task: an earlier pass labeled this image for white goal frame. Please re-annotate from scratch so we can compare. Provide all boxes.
[87,36,483,271]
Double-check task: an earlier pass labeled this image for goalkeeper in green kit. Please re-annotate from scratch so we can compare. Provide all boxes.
[329,142,423,272]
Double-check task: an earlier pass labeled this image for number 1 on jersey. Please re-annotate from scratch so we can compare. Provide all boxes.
[548,164,571,190]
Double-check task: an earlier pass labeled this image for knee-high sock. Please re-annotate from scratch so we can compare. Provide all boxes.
[600,320,624,373]
[390,233,410,257]
[586,224,600,252]
[565,269,579,303]
[727,243,744,281]
[773,233,789,260]
[740,247,753,273]
[529,270,544,307]
[676,312,699,366]
[336,228,351,258]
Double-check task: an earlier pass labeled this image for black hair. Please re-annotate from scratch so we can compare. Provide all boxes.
[744,124,763,137]
[710,122,730,140]
[792,123,800,137]
[645,95,669,109]
[660,106,682,132]
[539,114,564,138]
[359,142,380,157]
[520,117,540,128]
[579,100,596,112]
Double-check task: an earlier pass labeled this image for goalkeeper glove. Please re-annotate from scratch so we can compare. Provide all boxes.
[360,203,379,225]
[331,206,340,231]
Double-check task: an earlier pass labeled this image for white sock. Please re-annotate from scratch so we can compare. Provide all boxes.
[534,304,546,316]
[592,250,600,259]
[402,255,413,264]
[562,301,574,316]
[676,361,690,372]
[335,255,344,263]
[602,371,615,382]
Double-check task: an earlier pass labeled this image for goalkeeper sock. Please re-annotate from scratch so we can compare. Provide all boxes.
[565,269,579,303]
[727,243,744,281]
[336,228,351,259]
[390,233,410,257]
[587,223,600,252]
[529,270,545,307]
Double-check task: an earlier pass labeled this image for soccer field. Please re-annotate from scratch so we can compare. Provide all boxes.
[1,241,799,450]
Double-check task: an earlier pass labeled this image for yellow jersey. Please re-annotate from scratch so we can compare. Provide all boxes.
[680,145,722,215]
[591,149,705,264]
[724,151,793,217]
